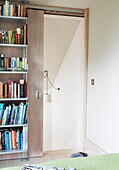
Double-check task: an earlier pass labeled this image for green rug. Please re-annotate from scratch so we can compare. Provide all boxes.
[1,154,119,170]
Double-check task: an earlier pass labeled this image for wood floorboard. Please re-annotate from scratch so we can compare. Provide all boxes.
[0,149,79,169]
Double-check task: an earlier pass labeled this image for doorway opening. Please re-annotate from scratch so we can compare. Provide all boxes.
[43,14,85,152]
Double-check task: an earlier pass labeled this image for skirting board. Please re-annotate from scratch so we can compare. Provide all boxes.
[84,138,106,156]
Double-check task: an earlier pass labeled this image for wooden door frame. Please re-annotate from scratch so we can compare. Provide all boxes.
[43,8,89,152]
[27,6,89,153]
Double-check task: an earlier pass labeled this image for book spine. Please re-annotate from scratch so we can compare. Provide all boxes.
[23,25,27,45]
[0,82,3,98]
[10,5,14,16]
[21,6,24,17]
[0,103,4,125]
[9,30,13,44]
[9,131,12,150]
[23,127,28,150]
[16,28,21,44]
[3,83,8,98]
[8,80,13,98]
[20,84,24,98]
[4,58,7,68]
[23,6,26,17]
[17,130,20,149]
[13,130,17,149]
[1,131,5,150]
[18,5,21,17]
[1,4,4,16]
[10,104,15,124]
[0,5,2,16]
[0,131,2,150]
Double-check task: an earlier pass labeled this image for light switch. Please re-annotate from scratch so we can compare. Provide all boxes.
[91,79,95,85]
[35,90,41,99]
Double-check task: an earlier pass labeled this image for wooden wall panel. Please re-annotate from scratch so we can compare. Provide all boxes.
[27,9,44,157]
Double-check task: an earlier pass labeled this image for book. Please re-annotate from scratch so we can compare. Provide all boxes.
[2,106,9,125]
[17,130,21,149]
[10,104,15,124]
[0,131,2,150]
[3,83,8,98]
[1,131,5,150]
[5,131,10,150]
[22,126,27,150]
[6,105,12,125]
[18,102,23,124]
[10,5,14,16]
[8,80,13,98]
[0,6,2,16]
[9,131,12,150]
[0,103,4,125]
[13,130,17,149]
[0,54,4,67]
[23,25,27,45]
[16,28,21,44]
[0,82,3,98]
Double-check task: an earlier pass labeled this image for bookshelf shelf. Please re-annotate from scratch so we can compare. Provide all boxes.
[0,124,27,128]
[0,44,27,47]
[0,71,27,74]
[0,149,27,155]
[0,98,28,101]
[0,16,27,20]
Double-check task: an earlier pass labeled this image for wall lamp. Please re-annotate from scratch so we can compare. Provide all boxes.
[44,70,60,102]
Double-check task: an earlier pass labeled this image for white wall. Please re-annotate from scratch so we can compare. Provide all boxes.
[43,19,85,151]
[87,0,119,153]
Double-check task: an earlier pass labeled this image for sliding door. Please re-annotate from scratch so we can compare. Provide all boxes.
[28,9,44,157]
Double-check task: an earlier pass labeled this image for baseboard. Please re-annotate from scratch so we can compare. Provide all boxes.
[84,138,106,156]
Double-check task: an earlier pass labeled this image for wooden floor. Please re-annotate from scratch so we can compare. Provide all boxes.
[0,149,79,169]
[0,140,106,169]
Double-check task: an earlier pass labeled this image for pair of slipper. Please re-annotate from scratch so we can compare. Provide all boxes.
[71,152,88,158]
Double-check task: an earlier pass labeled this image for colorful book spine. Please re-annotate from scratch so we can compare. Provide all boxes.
[0,131,2,150]
[0,3,27,17]
[0,103,4,125]
[1,131,5,150]
[8,80,13,98]
[0,82,3,98]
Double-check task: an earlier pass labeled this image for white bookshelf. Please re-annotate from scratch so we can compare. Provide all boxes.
[0,15,28,158]
[0,124,27,128]
[0,98,28,101]
[0,44,27,47]
[0,149,27,155]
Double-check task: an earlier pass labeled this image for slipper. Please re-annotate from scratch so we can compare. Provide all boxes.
[71,152,88,158]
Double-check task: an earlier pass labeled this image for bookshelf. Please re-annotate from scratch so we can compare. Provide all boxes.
[0,7,28,159]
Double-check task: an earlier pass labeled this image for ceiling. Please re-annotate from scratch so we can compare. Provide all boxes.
[23,0,99,9]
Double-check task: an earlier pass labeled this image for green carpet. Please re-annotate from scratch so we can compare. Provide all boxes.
[1,154,119,170]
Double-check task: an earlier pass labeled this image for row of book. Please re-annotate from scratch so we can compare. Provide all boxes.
[0,3,27,17]
[0,79,27,99]
[0,127,28,151]
[0,102,28,125]
[0,25,27,45]
[0,55,28,71]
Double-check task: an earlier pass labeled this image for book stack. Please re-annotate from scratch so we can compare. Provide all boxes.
[0,54,28,71]
[0,1,27,17]
[0,127,28,151]
[0,102,28,125]
[0,25,27,45]
[0,79,27,99]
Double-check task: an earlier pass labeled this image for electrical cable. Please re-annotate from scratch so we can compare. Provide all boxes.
[47,76,60,91]
[44,70,60,91]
